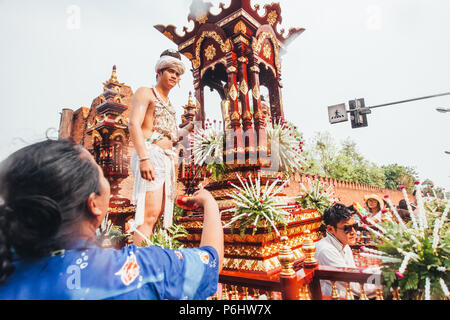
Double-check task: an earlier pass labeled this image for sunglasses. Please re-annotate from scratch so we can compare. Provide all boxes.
[337,223,359,234]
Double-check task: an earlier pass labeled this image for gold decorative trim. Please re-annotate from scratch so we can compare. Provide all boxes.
[200,58,227,78]
[233,35,249,45]
[230,111,241,121]
[234,20,247,34]
[205,44,216,61]
[252,84,260,101]
[263,43,272,59]
[227,66,237,73]
[163,31,174,41]
[183,52,193,60]
[228,84,238,101]
[252,32,281,71]
[196,15,208,24]
[217,9,261,30]
[192,30,231,69]
[239,80,249,95]
[250,65,260,73]
[267,10,278,26]
[178,38,195,51]
[242,110,252,120]
[237,56,248,64]
[256,57,277,77]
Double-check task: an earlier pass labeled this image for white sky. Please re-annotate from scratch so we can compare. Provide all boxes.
[1,0,449,190]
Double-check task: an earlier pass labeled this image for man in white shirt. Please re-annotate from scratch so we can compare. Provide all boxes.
[315,204,377,299]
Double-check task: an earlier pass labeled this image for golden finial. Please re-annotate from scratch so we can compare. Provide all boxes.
[345,283,355,300]
[375,288,384,300]
[253,289,260,300]
[242,287,249,300]
[278,235,295,277]
[222,284,229,300]
[331,281,340,300]
[231,285,239,300]
[359,283,369,300]
[304,285,312,300]
[302,230,317,266]
[109,65,118,83]
[392,287,402,300]
[299,284,311,300]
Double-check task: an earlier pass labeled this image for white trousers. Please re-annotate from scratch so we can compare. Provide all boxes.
[131,139,177,229]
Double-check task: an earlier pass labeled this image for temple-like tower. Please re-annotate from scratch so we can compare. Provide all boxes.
[155,0,304,166]
[84,66,135,231]
[86,65,130,196]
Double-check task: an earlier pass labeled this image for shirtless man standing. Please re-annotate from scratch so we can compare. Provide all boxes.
[129,49,194,245]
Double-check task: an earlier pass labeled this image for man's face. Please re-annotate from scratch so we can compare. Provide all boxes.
[158,68,181,89]
[328,217,357,246]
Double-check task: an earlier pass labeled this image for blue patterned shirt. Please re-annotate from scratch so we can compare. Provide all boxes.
[0,240,219,300]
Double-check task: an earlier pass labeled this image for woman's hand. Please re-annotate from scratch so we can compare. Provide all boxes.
[180,186,217,210]
[140,159,155,181]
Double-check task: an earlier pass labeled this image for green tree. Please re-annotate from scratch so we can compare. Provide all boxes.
[382,164,418,193]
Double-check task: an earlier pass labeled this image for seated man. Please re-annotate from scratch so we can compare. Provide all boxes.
[315,204,377,299]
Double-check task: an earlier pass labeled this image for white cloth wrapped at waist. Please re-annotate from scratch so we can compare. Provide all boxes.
[130,132,177,229]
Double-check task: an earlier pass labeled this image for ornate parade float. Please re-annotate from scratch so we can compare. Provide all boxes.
[154,0,449,300]
[154,0,372,300]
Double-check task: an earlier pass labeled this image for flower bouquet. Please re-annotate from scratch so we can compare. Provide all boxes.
[358,182,449,300]
[265,118,309,177]
[297,176,339,214]
[190,119,227,180]
[222,171,297,238]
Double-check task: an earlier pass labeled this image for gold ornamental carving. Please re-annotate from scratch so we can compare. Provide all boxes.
[234,21,247,34]
[163,31,174,41]
[237,56,248,64]
[278,236,295,276]
[228,84,238,101]
[250,65,260,73]
[192,31,231,69]
[252,84,260,101]
[267,10,278,26]
[183,52,193,60]
[230,111,241,121]
[254,109,263,120]
[242,110,252,121]
[302,230,317,265]
[239,80,248,95]
[227,66,237,73]
[252,32,281,71]
[233,35,249,46]
[205,44,216,61]
[196,14,208,24]
[263,43,272,59]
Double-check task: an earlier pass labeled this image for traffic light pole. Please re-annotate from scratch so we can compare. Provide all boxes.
[329,91,450,128]
[349,91,450,113]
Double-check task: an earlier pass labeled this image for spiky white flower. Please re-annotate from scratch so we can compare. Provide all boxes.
[424,278,431,300]
[439,278,449,297]
[401,187,418,229]
[266,119,308,175]
[191,120,224,166]
[223,171,296,237]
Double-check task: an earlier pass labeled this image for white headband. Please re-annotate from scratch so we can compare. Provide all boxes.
[155,55,185,75]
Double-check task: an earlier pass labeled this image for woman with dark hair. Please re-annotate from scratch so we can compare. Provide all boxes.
[0,139,223,300]
[363,194,384,222]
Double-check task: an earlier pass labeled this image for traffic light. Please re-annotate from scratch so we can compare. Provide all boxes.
[349,98,371,128]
